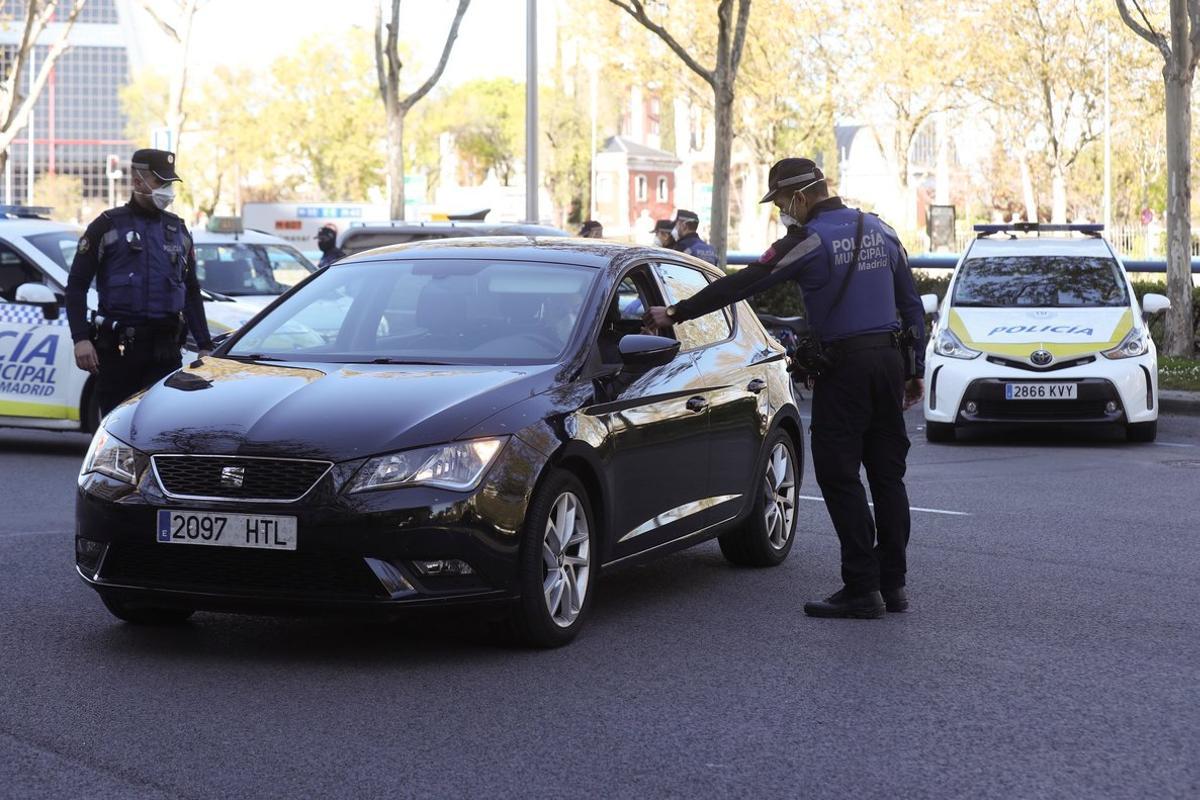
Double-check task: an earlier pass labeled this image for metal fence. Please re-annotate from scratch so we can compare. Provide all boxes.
[906,222,1200,260]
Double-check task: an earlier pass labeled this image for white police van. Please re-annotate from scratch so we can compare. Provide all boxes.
[0,207,260,433]
[192,217,316,310]
[922,223,1170,443]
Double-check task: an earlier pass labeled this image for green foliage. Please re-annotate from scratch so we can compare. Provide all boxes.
[1129,279,1200,353]
[1159,356,1200,391]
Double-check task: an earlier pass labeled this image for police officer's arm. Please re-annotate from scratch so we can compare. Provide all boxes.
[666,230,822,323]
[66,216,112,344]
[889,237,926,375]
[181,241,214,352]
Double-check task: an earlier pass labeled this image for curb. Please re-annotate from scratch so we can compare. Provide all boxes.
[1160,390,1200,416]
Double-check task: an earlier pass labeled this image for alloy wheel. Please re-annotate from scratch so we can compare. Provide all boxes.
[762,443,796,549]
[541,491,590,628]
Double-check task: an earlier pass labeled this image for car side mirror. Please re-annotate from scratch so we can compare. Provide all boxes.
[921,293,939,317]
[1141,293,1169,319]
[14,282,60,320]
[618,334,680,372]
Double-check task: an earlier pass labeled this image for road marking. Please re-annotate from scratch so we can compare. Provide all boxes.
[1155,441,1196,448]
[800,494,970,516]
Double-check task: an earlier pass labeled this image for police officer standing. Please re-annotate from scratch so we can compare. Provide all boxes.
[647,158,925,619]
[668,209,717,264]
[67,149,213,416]
[315,223,345,268]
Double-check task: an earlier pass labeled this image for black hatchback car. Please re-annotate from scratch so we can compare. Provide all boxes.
[76,238,804,646]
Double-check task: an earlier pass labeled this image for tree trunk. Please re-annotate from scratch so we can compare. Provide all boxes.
[1050,164,1068,223]
[710,86,734,268]
[1019,156,1037,222]
[388,107,406,220]
[166,0,197,150]
[1163,71,1195,356]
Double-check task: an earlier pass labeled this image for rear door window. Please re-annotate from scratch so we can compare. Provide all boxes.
[654,262,733,351]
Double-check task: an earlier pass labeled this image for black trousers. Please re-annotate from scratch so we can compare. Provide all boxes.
[96,337,182,416]
[810,343,912,594]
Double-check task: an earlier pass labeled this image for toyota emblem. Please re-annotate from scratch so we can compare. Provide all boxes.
[1030,349,1053,366]
[220,465,245,488]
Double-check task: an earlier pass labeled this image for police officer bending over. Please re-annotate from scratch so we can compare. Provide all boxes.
[647,157,925,619]
[67,149,213,416]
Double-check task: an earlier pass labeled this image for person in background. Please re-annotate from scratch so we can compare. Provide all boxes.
[669,209,716,264]
[651,218,675,249]
[315,223,345,268]
[578,220,604,238]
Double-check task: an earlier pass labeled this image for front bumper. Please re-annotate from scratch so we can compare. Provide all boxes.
[924,354,1159,426]
[75,438,547,616]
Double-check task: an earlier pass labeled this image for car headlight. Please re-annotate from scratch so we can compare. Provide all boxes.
[1102,328,1150,360]
[348,437,509,493]
[933,328,981,360]
[80,427,147,485]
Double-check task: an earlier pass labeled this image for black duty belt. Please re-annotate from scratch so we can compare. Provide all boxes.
[826,332,898,354]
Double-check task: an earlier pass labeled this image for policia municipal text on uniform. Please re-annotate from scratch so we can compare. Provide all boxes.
[648,158,926,619]
[67,149,214,416]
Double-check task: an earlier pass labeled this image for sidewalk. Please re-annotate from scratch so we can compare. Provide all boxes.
[1160,390,1200,416]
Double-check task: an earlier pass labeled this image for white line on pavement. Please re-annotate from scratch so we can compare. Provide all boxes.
[1154,441,1196,448]
[799,494,971,516]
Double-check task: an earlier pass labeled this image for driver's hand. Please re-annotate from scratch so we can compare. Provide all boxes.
[74,340,99,374]
[645,306,673,328]
[903,378,924,410]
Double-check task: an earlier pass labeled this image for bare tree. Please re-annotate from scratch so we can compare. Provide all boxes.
[135,0,204,150]
[0,0,88,177]
[375,0,471,220]
[608,0,751,268]
[1116,0,1199,356]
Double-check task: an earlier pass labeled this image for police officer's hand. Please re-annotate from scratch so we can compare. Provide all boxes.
[646,306,673,329]
[903,378,924,410]
[197,350,212,360]
[74,341,99,374]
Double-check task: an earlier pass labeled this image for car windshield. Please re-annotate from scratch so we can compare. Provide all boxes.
[25,230,83,269]
[952,255,1128,308]
[195,243,315,296]
[226,258,597,365]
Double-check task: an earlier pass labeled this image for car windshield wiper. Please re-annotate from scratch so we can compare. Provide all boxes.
[952,301,1008,307]
[223,353,286,362]
[360,357,451,365]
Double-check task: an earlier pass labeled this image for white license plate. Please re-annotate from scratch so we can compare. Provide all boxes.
[156,510,297,550]
[1004,383,1078,400]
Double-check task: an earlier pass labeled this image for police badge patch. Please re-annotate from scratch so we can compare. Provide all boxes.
[78,236,89,254]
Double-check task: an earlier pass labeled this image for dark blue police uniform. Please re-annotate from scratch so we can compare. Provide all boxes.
[667,194,925,605]
[66,150,212,415]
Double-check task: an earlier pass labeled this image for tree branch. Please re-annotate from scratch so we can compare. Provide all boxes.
[1115,0,1171,61]
[0,0,87,149]
[374,1,388,103]
[399,0,471,112]
[1188,0,1200,70]
[729,0,752,80]
[607,0,715,88]
[137,0,182,42]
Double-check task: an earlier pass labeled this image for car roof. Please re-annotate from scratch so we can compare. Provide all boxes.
[344,221,569,237]
[0,218,82,237]
[336,235,718,275]
[192,228,297,246]
[966,235,1115,259]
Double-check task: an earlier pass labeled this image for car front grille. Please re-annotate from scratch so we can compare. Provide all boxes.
[100,542,386,599]
[152,455,331,502]
[971,400,1112,420]
[985,354,1097,372]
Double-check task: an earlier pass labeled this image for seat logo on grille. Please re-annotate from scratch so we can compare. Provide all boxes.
[1030,349,1053,366]
[220,466,245,488]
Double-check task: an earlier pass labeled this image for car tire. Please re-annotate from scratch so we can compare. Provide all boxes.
[925,421,956,443]
[509,469,597,648]
[718,429,799,567]
[1126,420,1157,443]
[100,593,193,625]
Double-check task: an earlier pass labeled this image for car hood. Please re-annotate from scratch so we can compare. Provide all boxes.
[202,299,260,335]
[115,358,558,462]
[947,307,1134,359]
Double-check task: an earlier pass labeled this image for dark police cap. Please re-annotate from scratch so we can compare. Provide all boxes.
[651,218,674,233]
[672,209,700,225]
[759,157,824,203]
[130,148,182,182]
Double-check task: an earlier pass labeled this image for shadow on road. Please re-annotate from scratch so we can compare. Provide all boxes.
[0,430,91,457]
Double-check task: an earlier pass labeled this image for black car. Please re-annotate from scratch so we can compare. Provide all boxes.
[338,221,569,257]
[76,238,804,646]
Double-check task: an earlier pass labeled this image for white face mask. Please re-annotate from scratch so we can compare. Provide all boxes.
[780,213,798,228]
[672,224,683,240]
[150,184,176,210]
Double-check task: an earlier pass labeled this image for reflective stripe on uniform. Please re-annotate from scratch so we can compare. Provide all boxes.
[770,233,822,272]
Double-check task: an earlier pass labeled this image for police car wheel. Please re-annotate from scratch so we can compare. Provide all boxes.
[508,469,596,648]
[925,422,956,443]
[718,430,798,568]
[1126,421,1157,443]
[99,592,193,625]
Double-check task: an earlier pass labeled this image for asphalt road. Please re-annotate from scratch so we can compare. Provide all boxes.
[2,410,1199,799]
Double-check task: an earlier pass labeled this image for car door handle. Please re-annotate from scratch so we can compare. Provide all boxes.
[686,396,709,413]
[747,378,767,394]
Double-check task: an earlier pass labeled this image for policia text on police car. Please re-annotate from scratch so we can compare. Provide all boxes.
[66,149,214,416]
[647,157,926,620]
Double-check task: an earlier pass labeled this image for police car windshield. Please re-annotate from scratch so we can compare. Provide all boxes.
[952,256,1128,308]
[194,243,315,296]
[26,231,81,270]
[226,258,597,366]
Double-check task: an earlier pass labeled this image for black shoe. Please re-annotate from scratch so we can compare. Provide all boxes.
[882,587,909,613]
[804,589,885,619]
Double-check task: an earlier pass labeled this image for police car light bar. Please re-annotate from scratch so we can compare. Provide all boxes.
[206,216,244,234]
[974,223,1104,237]
[0,205,53,219]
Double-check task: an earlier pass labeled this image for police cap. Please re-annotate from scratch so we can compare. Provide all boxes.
[130,148,182,182]
[759,157,824,203]
[672,209,700,225]
[650,218,674,233]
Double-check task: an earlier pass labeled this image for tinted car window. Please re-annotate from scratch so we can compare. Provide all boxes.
[953,256,1128,307]
[228,259,596,365]
[656,262,732,350]
[0,242,44,300]
[195,243,315,295]
[25,230,80,270]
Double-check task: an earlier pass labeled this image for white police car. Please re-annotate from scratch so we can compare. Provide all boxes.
[193,217,316,310]
[922,223,1170,443]
[0,207,260,433]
